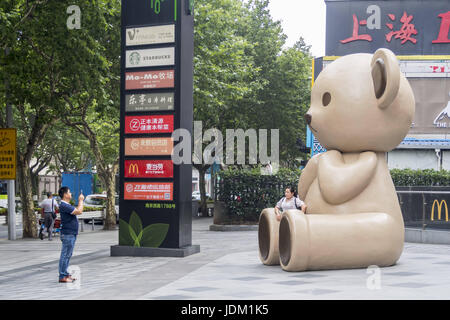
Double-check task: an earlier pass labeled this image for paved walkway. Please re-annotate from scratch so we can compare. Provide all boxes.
[0,217,449,300]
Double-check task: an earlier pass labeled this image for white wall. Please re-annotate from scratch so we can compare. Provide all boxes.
[387,149,440,170]
[442,151,450,170]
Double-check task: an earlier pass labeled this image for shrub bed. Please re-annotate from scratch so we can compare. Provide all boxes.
[217,168,450,223]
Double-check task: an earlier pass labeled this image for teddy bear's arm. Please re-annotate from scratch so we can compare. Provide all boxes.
[318,150,377,205]
[298,153,321,201]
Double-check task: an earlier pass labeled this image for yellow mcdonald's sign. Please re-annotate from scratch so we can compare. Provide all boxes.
[431,200,449,222]
[129,163,139,175]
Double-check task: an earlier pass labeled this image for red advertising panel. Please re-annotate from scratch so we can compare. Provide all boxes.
[125,115,174,134]
[125,70,174,90]
[124,182,173,201]
[125,160,174,178]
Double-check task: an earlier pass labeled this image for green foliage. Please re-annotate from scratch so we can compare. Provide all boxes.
[119,212,169,248]
[391,169,450,186]
[216,167,301,223]
[217,168,450,223]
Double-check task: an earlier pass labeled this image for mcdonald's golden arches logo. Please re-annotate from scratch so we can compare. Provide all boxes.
[431,199,449,222]
[129,163,139,175]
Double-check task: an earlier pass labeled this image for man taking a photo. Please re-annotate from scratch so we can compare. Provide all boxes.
[58,186,84,283]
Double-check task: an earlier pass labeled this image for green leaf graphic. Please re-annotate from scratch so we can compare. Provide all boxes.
[119,219,134,247]
[141,224,169,248]
[129,211,143,241]
[128,224,140,247]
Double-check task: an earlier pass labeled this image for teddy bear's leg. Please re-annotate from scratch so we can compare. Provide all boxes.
[258,208,281,265]
[279,210,404,272]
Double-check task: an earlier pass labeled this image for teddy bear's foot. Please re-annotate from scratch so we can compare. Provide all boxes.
[258,208,280,265]
[279,210,404,272]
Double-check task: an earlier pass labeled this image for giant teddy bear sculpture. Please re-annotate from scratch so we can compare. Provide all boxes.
[258,48,415,272]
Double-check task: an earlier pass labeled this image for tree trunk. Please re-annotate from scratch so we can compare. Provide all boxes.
[30,170,39,197]
[198,165,208,217]
[102,171,117,230]
[18,157,37,238]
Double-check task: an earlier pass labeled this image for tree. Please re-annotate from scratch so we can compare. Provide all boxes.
[44,123,94,175]
[243,1,312,168]
[0,0,121,237]
[0,0,48,50]
[62,0,121,230]
[62,104,120,230]
[193,0,261,216]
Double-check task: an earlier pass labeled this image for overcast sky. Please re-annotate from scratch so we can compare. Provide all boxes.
[267,0,326,57]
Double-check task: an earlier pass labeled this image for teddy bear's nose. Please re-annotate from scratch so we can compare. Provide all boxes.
[304,113,312,125]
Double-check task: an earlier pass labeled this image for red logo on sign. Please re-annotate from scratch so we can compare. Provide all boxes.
[124,182,173,201]
[340,14,373,44]
[385,12,418,44]
[433,11,450,44]
[125,70,174,90]
[130,119,140,132]
[125,160,174,178]
[125,115,174,134]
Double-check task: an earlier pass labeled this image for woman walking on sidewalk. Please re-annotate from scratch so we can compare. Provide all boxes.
[58,187,84,283]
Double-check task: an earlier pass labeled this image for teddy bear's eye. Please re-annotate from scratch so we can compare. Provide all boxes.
[322,92,331,107]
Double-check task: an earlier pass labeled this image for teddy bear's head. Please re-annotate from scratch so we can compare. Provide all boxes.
[305,48,415,153]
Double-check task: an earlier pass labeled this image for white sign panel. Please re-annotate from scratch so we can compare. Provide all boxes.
[126,47,175,68]
[126,25,175,46]
[323,59,450,78]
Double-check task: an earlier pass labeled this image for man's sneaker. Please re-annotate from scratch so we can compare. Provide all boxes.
[39,231,44,240]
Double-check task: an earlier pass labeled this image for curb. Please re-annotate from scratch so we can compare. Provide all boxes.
[405,228,450,245]
[209,224,258,232]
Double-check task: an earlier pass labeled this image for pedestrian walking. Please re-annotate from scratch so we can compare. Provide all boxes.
[58,186,84,283]
[40,192,59,241]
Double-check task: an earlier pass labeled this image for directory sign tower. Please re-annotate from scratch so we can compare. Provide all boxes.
[111,0,199,257]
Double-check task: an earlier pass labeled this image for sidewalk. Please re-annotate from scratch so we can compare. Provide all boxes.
[0,217,449,300]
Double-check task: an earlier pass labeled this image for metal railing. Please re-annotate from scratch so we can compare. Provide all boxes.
[396,190,450,230]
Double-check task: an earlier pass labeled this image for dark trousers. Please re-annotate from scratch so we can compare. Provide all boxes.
[44,212,54,239]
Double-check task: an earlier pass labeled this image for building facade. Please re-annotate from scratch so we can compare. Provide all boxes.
[308,0,450,170]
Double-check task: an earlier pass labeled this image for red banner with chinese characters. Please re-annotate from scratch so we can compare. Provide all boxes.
[125,70,174,90]
[124,160,174,178]
[125,115,174,134]
[325,1,450,56]
[124,182,173,201]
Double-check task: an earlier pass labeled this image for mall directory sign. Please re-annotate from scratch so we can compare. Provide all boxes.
[113,0,198,256]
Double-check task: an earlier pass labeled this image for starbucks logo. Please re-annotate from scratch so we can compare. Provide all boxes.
[129,52,141,65]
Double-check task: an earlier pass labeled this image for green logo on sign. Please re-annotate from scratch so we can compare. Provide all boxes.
[129,52,140,65]
[150,0,164,15]
[150,0,178,21]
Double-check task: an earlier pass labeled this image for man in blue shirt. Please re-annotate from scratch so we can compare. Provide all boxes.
[58,186,84,283]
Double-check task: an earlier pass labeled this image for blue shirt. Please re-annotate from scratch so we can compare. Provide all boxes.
[59,201,79,235]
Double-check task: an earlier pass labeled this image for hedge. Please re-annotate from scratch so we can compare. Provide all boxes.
[391,169,450,186]
[216,167,301,223]
[216,168,450,223]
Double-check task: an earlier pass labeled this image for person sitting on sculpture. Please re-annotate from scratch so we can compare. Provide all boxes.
[274,186,307,221]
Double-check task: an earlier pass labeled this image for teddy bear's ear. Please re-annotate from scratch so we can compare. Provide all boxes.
[371,48,400,109]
